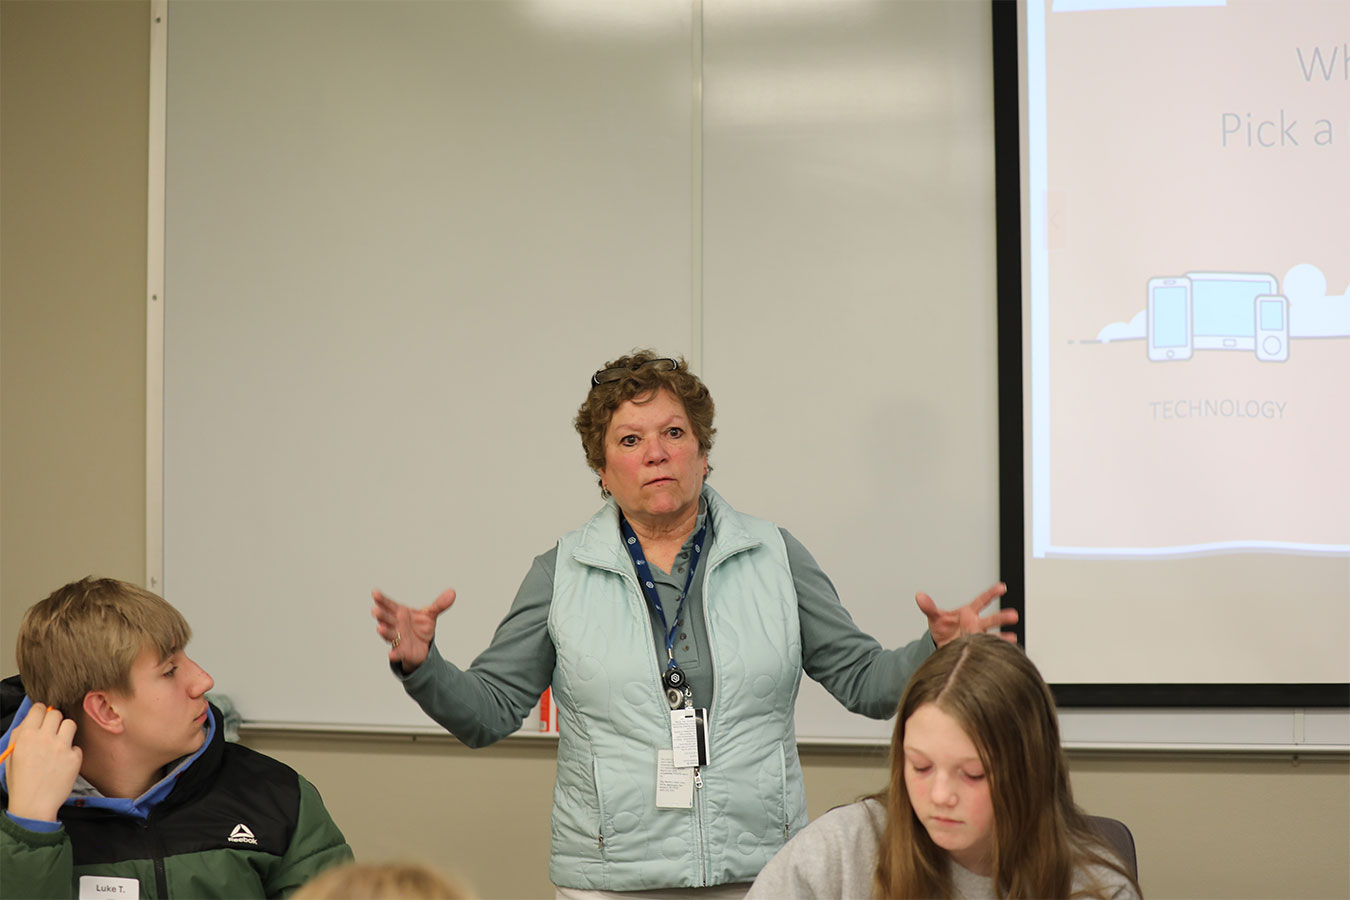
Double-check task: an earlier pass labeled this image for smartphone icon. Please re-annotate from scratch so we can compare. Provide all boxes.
[1148,276,1192,361]
[1254,294,1289,362]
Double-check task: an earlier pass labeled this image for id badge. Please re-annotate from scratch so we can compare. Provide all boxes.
[79,876,139,899]
[669,707,710,769]
[656,749,694,808]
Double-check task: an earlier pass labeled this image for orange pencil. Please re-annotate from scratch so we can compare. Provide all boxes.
[0,705,51,764]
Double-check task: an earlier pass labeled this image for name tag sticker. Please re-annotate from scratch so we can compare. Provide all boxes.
[79,876,139,898]
[669,707,710,769]
[656,749,694,808]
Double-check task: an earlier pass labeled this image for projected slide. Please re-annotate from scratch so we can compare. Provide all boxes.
[1027,0,1349,559]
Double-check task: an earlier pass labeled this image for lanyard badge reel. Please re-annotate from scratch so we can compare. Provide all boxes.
[663,659,691,709]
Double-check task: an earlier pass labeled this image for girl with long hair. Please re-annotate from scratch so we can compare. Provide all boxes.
[748,634,1141,899]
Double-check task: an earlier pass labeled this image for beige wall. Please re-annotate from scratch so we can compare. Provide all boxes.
[1,4,1346,899]
[1,0,149,657]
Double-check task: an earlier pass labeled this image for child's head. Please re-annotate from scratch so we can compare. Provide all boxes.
[883,634,1069,883]
[17,577,193,717]
[293,861,473,899]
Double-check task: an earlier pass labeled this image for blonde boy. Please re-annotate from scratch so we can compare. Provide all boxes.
[0,577,353,897]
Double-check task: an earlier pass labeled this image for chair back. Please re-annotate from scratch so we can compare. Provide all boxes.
[1086,814,1138,879]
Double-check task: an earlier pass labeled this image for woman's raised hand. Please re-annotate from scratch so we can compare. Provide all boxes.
[370,588,456,674]
[914,583,1018,649]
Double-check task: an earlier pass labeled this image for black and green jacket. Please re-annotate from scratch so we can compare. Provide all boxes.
[0,684,353,899]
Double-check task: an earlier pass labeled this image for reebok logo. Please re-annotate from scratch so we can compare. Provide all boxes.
[227,823,258,845]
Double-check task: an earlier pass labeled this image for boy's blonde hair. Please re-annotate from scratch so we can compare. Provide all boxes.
[294,861,473,899]
[17,577,191,715]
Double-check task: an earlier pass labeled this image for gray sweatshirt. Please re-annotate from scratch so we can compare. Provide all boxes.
[747,799,1140,900]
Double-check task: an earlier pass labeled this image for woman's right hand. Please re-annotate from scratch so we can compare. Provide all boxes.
[370,588,456,674]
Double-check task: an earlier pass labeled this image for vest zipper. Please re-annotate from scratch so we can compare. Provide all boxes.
[593,757,607,855]
[695,547,726,890]
[693,767,706,886]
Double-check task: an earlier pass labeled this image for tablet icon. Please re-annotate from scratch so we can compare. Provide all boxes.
[1188,271,1278,351]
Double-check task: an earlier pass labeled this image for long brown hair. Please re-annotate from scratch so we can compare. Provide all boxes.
[872,634,1140,899]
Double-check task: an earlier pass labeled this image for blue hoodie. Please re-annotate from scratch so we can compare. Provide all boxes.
[0,693,216,831]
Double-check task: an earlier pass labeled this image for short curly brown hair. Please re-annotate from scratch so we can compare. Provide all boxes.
[575,350,716,497]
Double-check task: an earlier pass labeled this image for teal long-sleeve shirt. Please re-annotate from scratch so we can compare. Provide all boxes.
[397,509,935,748]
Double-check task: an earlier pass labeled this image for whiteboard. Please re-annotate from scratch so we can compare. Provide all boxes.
[164,0,696,729]
[158,0,1345,749]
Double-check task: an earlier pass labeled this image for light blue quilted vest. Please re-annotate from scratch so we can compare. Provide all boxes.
[547,487,808,890]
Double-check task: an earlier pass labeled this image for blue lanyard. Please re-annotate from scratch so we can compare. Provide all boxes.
[619,514,708,672]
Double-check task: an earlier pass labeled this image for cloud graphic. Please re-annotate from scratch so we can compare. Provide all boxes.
[1284,264,1350,338]
[1097,309,1145,342]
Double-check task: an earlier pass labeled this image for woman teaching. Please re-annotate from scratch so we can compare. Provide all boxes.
[370,350,1015,898]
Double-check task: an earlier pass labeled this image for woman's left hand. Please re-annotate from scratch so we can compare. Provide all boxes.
[915,583,1018,648]
[371,587,456,674]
